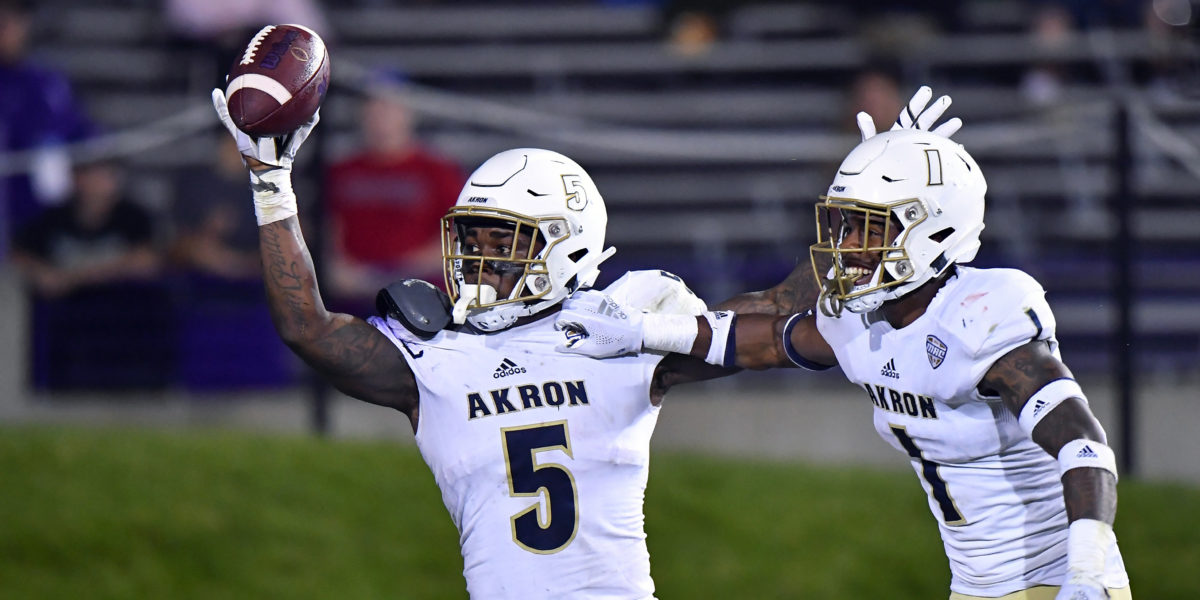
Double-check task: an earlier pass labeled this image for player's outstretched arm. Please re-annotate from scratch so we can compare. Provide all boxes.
[557,290,834,370]
[981,341,1118,598]
[212,90,417,417]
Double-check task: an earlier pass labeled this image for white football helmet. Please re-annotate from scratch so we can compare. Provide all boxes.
[810,129,987,316]
[442,148,615,332]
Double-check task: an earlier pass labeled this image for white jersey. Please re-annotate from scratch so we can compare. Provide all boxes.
[370,313,665,600]
[816,267,1128,597]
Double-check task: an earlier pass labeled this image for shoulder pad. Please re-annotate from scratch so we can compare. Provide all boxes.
[375,279,452,340]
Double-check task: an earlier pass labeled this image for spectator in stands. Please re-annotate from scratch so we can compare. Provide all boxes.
[324,84,464,313]
[848,0,961,62]
[1029,0,1147,30]
[12,158,171,391]
[11,158,160,298]
[169,133,260,281]
[846,66,904,137]
[0,0,95,258]
[1021,1,1151,105]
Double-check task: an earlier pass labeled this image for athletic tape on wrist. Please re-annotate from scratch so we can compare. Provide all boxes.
[702,311,736,367]
[1066,518,1116,580]
[642,313,699,355]
[250,168,298,226]
[1018,378,1085,436]
[1058,439,1118,482]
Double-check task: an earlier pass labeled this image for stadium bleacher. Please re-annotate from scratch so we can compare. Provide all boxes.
[19,0,1200,382]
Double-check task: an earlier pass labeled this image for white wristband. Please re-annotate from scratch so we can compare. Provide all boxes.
[250,168,298,226]
[1066,518,1115,580]
[703,311,736,367]
[1058,439,1118,482]
[643,313,699,355]
[1018,378,1085,437]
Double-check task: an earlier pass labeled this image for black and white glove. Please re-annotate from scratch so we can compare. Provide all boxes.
[857,85,962,142]
[211,88,319,225]
[555,289,646,358]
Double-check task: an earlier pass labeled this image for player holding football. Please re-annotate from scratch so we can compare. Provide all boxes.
[556,128,1132,597]
[211,78,962,597]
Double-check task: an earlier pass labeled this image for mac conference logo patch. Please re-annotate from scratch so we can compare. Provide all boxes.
[926,335,948,369]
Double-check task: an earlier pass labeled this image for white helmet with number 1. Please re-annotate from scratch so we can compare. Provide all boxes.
[442,148,615,332]
[810,129,987,315]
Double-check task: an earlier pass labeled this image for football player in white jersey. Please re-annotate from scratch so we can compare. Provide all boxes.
[556,129,1132,598]
[210,83,744,597]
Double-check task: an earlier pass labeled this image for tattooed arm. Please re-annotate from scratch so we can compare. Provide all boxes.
[980,341,1116,524]
[259,215,418,421]
[715,261,820,315]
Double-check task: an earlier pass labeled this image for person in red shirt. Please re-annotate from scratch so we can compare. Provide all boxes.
[324,87,464,312]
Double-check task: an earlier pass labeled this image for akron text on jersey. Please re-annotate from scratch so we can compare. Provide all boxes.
[468,380,590,420]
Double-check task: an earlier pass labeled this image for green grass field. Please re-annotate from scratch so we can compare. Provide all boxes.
[1,426,1196,599]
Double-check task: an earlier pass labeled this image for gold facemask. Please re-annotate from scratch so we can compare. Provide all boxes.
[441,206,566,311]
[808,196,924,316]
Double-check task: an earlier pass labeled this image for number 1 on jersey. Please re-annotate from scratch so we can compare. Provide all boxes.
[502,421,579,554]
[890,425,967,526]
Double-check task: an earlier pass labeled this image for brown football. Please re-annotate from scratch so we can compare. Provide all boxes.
[225,24,330,137]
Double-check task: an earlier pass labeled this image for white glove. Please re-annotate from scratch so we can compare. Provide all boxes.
[1055,519,1115,599]
[555,289,645,358]
[211,88,320,225]
[857,85,963,142]
[1056,577,1110,600]
[603,270,707,316]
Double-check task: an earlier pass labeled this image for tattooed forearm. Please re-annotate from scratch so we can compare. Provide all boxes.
[716,262,820,315]
[260,220,318,338]
[1062,465,1118,523]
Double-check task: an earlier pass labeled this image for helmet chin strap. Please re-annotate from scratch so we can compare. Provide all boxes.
[452,284,498,325]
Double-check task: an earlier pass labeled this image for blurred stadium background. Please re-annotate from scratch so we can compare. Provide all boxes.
[1,0,1199,596]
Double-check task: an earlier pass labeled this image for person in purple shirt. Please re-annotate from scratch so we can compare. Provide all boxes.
[0,0,95,255]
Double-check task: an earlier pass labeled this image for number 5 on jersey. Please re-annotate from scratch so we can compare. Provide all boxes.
[502,421,580,553]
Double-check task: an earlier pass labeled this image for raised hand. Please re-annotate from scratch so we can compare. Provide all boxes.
[857,85,962,141]
[211,88,320,225]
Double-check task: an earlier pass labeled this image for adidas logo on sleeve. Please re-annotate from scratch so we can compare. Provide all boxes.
[493,358,527,379]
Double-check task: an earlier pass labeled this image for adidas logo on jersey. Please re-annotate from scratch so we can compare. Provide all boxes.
[880,358,900,379]
[493,358,527,379]
[1076,445,1099,459]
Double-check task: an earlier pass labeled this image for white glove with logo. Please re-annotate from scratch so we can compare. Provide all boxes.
[857,85,962,142]
[555,289,645,358]
[603,270,707,316]
[211,88,320,225]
